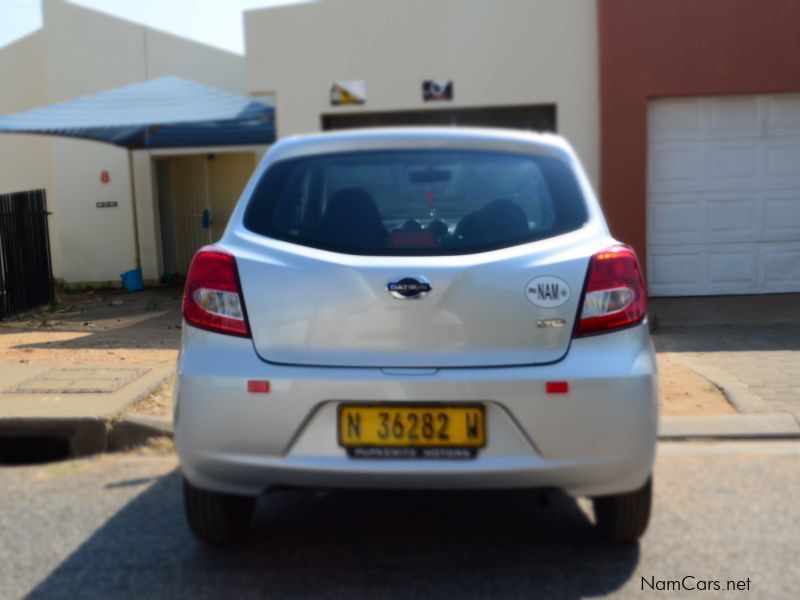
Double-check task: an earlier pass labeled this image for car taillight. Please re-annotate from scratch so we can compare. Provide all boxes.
[182,246,250,338]
[575,245,647,337]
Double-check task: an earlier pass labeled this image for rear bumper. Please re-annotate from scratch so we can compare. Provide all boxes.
[174,324,658,498]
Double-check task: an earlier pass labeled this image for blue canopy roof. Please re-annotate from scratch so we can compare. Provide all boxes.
[0,76,275,148]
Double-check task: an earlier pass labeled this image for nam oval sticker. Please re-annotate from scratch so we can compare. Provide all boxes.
[525,276,570,308]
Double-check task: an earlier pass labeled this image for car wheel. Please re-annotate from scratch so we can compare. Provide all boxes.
[592,477,652,542]
[183,477,256,544]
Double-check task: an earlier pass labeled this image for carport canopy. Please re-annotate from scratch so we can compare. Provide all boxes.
[0,76,275,148]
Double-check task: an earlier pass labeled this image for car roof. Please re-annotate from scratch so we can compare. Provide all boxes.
[263,127,575,164]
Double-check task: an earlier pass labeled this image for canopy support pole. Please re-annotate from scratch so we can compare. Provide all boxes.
[127,150,142,270]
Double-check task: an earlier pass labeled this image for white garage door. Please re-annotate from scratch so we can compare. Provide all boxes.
[647,94,800,296]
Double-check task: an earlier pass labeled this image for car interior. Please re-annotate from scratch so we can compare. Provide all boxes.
[254,151,575,253]
[309,187,535,249]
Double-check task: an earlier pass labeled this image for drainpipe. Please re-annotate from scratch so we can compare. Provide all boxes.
[127,150,142,269]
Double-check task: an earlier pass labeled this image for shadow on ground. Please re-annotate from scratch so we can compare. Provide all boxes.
[28,470,639,599]
[0,289,182,353]
[650,293,800,353]
[652,323,800,353]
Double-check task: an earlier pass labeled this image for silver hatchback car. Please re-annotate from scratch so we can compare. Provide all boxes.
[175,128,657,544]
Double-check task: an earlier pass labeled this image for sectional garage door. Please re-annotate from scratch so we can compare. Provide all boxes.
[647,94,800,296]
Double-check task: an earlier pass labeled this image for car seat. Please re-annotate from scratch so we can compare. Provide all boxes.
[315,187,387,248]
[453,199,530,246]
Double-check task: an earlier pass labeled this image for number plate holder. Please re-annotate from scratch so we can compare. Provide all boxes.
[337,404,486,459]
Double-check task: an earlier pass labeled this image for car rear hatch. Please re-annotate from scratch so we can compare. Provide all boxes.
[233,144,598,368]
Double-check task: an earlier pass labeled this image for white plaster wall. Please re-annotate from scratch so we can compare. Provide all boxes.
[0,31,50,193]
[0,30,62,278]
[244,0,600,185]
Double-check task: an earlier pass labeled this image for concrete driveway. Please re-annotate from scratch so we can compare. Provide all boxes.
[650,294,800,415]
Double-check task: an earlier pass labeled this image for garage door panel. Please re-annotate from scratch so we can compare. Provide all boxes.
[706,197,759,240]
[708,146,758,179]
[648,142,780,194]
[647,249,706,294]
[707,250,758,289]
[648,198,705,243]
[763,194,800,241]
[649,241,800,295]
[648,147,703,188]
[648,191,762,245]
[707,96,760,134]
[766,96,800,133]
[648,93,800,296]
[648,98,701,141]
[765,146,800,177]
[762,245,800,292]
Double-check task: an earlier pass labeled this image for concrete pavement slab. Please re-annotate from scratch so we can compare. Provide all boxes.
[0,362,173,455]
[0,363,172,420]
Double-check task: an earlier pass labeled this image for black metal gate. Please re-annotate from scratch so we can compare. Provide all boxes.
[0,189,54,318]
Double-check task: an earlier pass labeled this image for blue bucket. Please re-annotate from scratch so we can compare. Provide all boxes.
[120,268,144,292]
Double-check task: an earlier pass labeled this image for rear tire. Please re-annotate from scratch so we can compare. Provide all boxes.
[183,477,256,544]
[592,477,652,542]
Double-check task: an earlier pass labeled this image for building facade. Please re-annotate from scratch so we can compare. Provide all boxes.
[244,0,800,296]
[2,0,798,295]
[0,0,263,286]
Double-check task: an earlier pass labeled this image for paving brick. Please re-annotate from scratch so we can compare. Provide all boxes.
[653,322,800,414]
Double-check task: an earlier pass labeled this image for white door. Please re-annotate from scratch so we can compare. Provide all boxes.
[647,94,800,296]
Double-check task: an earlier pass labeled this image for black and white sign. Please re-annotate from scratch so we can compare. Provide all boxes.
[423,80,453,102]
[525,275,570,308]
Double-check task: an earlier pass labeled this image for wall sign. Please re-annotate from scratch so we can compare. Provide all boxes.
[423,80,453,102]
[330,80,365,106]
[96,201,118,208]
[100,170,110,184]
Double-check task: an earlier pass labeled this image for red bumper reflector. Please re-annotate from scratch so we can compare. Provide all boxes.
[546,381,569,394]
[247,380,270,393]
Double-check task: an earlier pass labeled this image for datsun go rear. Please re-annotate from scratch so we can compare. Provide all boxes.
[174,128,658,545]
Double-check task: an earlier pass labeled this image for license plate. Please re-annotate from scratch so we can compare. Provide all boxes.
[338,404,486,459]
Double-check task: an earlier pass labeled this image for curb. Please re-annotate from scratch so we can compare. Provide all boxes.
[109,412,800,448]
[5,410,798,457]
[0,364,173,456]
[659,413,800,440]
[110,414,173,450]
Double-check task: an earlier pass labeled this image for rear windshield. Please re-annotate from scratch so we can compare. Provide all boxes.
[243,149,588,255]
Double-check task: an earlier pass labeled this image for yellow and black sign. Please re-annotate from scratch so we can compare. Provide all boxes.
[330,80,365,106]
[338,404,485,459]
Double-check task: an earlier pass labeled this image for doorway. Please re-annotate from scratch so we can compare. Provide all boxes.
[155,151,257,278]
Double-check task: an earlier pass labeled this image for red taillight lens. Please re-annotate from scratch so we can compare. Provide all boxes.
[182,246,250,338]
[575,245,647,337]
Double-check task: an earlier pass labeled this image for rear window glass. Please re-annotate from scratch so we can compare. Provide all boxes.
[243,149,588,255]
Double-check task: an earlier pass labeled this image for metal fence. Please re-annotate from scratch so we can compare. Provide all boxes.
[0,189,54,318]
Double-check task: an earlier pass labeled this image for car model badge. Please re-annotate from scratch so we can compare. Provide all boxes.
[525,275,570,308]
[387,276,432,300]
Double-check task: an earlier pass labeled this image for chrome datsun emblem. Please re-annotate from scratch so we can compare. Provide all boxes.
[387,276,432,300]
[525,275,570,308]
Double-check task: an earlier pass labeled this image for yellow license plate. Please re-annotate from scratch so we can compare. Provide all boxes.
[338,404,485,458]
